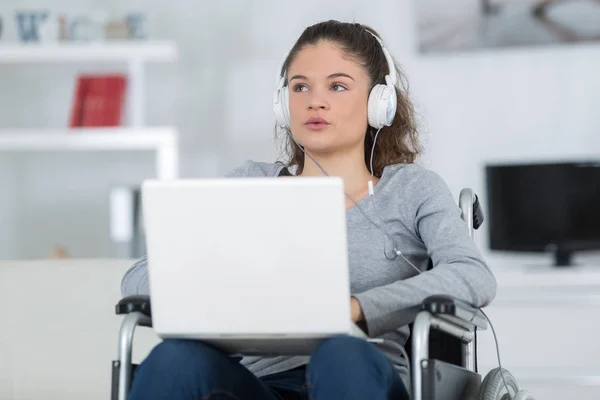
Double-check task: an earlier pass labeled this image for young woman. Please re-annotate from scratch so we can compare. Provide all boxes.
[121,20,497,400]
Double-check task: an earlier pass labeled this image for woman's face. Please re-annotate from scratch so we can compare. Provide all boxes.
[286,40,371,156]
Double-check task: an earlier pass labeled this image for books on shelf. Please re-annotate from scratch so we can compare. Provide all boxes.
[69,74,127,128]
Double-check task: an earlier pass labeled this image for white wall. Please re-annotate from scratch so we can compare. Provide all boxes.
[0,0,599,260]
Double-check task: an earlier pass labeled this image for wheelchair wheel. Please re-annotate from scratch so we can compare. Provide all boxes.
[478,367,520,400]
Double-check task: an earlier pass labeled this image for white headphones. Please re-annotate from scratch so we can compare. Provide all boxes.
[273,30,398,131]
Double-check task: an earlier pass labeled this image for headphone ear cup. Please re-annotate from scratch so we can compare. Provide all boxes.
[367,84,385,129]
[273,85,290,129]
[281,86,290,129]
[367,84,397,129]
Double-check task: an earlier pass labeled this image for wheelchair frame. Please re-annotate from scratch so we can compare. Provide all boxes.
[410,189,488,400]
[112,188,489,400]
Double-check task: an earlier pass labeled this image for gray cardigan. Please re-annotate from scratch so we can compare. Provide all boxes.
[120,160,497,386]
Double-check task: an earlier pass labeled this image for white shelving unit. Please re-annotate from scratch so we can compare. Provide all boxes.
[0,40,180,176]
[0,40,180,259]
[0,40,177,63]
[0,41,178,128]
[0,127,178,179]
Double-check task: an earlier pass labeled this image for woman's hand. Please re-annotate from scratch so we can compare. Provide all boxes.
[350,297,364,322]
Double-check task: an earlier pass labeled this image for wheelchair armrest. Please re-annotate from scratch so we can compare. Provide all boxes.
[421,295,487,331]
[459,189,484,232]
[116,295,152,318]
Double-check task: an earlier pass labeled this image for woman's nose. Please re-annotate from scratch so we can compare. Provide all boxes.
[307,89,330,110]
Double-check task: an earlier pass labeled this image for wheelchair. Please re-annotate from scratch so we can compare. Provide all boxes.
[111,188,533,400]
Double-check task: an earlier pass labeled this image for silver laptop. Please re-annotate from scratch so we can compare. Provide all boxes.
[141,176,370,356]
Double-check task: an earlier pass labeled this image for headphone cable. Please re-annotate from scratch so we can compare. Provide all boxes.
[282,127,422,273]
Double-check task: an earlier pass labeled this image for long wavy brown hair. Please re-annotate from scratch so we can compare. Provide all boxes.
[275,20,422,177]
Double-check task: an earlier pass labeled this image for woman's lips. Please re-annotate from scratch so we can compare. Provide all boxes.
[305,122,330,130]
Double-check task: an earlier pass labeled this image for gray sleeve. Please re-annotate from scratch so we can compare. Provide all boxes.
[353,170,497,338]
[120,254,150,297]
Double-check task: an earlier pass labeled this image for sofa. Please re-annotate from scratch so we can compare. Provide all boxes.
[0,259,160,400]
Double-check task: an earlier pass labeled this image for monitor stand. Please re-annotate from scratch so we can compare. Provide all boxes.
[554,248,573,267]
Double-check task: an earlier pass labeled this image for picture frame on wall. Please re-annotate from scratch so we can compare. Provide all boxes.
[415,0,600,53]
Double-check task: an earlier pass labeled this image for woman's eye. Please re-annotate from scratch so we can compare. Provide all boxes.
[331,84,346,92]
[293,84,308,92]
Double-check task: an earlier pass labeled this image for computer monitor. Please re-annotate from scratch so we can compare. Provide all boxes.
[485,161,600,266]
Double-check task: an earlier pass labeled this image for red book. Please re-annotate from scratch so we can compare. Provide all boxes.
[69,74,127,128]
[69,76,89,127]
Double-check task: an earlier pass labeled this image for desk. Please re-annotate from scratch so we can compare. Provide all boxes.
[477,253,600,399]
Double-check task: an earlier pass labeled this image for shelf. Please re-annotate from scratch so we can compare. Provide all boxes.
[0,127,179,179]
[478,365,600,386]
[0,40,177,63]
[0,127,176,151]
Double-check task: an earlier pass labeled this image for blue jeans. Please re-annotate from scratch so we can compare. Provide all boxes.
[129,336,409,399]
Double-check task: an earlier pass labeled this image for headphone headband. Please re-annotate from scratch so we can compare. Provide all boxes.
[365,31,397,87]
[276,30,396,87]
[275,50,290,85]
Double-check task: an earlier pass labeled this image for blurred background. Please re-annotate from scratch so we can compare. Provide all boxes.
[0,1,599,399]
[417,0,600,52]
[0,0,598,262]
